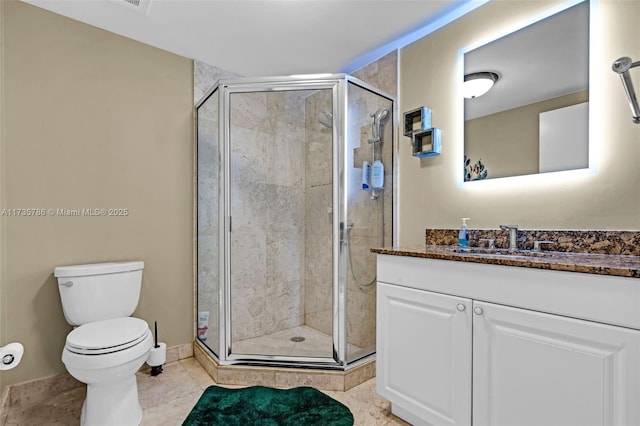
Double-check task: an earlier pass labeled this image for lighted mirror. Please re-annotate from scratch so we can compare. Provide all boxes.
[463,0,589,182]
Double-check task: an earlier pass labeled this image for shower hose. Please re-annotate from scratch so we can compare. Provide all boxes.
[347,193,384,287]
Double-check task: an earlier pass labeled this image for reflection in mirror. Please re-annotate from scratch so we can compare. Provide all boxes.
[463,1,589,181]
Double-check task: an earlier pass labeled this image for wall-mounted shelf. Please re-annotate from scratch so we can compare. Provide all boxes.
[412,128,442,158]
[403,107,432,136]
[403,106,441,157]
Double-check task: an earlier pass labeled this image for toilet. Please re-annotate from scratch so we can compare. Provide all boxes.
[54,261,152,426]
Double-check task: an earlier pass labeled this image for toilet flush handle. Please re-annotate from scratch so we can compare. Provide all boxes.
[59,281,73,287]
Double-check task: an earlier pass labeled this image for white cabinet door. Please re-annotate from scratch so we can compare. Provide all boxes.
[473,301,640,426]
[377,283,472,425]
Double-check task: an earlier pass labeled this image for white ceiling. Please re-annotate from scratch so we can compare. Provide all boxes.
[464,1,589,120]
[21,0,484,77]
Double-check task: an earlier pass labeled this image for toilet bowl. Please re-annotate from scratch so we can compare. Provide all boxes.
[54,261,150,426]
[62,317,153,426]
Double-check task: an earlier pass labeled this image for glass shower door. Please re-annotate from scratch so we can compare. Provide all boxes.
[345,81,394,363]
[196,87,220,357]
[226,86,335,361]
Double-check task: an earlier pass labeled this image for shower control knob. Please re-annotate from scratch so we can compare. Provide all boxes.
[474,306,483,315]
[456,304,466,312]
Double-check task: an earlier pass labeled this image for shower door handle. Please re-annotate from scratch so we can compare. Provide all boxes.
[339,221,354,245]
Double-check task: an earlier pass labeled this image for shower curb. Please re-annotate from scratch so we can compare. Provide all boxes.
[193,342,375,392]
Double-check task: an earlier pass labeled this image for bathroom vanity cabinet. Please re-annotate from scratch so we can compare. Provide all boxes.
[376,254,640,426]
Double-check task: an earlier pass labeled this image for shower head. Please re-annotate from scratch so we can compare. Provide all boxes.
[370,108,390,142]
[371,108,389,124]
[318,111,333,128]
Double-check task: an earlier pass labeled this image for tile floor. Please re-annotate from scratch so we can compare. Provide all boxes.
[3,357,410,425]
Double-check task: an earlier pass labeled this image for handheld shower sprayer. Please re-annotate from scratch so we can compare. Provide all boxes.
[370,108,389,142]
[350,107,391,287]
[373,108,389,123]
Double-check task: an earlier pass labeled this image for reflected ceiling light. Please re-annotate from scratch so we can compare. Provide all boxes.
[463,72,499,98]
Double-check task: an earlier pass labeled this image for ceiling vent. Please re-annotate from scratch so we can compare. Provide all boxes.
[113,0,151,15]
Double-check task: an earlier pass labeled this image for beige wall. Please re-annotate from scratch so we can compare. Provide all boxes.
[0,0,6,395]
[399,0,640,246]
[466,91,589,179]
[0,0,194,388]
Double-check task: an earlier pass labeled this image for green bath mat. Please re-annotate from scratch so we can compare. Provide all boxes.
[182,385,354,426]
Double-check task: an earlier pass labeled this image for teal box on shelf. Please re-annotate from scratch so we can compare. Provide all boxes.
[412,128,442,158]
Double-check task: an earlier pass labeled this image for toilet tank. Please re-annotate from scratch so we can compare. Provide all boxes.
[54,261,144,326]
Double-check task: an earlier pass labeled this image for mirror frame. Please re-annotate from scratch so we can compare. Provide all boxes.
[458,0,596,187]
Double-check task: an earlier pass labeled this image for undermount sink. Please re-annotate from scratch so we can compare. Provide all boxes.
[449,247,553,257]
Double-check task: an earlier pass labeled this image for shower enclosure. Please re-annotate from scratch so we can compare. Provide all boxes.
[196,74,395,369]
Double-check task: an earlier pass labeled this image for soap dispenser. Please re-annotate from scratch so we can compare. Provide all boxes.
[371,160,384,189]
[458,218,470,248]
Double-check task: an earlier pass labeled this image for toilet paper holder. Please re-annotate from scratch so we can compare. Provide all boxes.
[3,353,15,366]
[148,321,165,377]
[0,342,24,371]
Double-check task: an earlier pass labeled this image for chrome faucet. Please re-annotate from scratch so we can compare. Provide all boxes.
[499,224,519,251]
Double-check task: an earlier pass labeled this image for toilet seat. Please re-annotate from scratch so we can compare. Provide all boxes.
[63,318,152,371]
[66,317,150,355]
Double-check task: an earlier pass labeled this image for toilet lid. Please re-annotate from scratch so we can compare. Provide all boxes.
[54,261,144,278]
[66,317,150,355]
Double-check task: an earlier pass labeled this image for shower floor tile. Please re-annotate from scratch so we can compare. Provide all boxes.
[232,325,362,358]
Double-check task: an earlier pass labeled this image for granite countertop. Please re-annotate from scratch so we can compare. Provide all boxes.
[371,245,640,278]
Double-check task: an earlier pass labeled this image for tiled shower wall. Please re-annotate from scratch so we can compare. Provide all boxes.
[228,90,308,341]
[302,89,334,337]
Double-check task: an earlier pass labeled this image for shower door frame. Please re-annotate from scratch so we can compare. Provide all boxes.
[196,74,397,370]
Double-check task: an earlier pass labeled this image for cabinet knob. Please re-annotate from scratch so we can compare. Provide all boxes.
[474,306,483,315]
[456,303,466,312]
